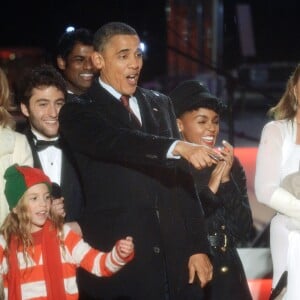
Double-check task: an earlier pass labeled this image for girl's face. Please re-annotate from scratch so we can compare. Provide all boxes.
[177,107,220,148]
[23,183,51,233]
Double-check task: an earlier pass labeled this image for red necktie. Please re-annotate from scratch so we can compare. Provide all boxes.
[120,95,141,126]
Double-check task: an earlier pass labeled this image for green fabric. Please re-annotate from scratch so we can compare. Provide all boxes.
[4,164,51,210]
[4,164,27,210]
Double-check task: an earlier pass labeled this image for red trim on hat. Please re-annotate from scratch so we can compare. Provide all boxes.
[15,166,51,188]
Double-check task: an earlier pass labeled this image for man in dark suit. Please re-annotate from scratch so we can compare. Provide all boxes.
[59,22,219,300]
[19,64,83,222]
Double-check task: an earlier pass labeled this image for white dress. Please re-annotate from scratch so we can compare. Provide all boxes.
[255,119,300,288]
[0,127,33,224]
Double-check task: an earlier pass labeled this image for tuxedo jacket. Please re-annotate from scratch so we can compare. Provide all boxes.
[59,80,209,300]
[24,128,84,222]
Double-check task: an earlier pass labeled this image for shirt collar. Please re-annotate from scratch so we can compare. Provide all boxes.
[31,128,59,141]
[98,78,125,101]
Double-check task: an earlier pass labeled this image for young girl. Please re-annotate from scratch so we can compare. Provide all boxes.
[0,164,134,300]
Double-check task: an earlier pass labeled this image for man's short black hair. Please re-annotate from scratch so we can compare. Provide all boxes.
[56,28,94,60]
[93,22,138,52]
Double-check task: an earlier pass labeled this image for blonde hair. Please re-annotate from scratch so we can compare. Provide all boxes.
[0,186,64,265]
[268,63,300,120]
[0,67,15,128]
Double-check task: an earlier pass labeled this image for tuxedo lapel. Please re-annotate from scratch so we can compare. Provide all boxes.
[60,152,70,194]
[24,128,69,191]
[23,128,83,222]
[23,128,43,169]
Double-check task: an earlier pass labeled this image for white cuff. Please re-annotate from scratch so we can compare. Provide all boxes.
[166,140,181,159]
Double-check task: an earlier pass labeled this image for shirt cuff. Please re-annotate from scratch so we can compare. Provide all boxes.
[167,140,181,159]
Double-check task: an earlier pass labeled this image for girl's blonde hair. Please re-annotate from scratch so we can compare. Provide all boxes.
[268,63,300,120]
[0,185,64,264]
[0,67,15,129]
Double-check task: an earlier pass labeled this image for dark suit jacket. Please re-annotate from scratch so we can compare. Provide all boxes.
[24,128,84,222]
[59,80,209,300]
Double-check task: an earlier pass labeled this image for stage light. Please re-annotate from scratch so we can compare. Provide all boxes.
[140,42,146,53]
[65,26,75,33]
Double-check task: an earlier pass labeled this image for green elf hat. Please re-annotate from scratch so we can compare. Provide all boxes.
[4,164,52,210]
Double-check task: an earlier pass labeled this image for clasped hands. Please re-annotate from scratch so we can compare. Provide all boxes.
[173,141,223,169]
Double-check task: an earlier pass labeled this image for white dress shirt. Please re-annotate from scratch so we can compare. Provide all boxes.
[32,129,62,185]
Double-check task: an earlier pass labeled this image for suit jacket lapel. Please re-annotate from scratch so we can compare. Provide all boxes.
[85,81,143,130]
[134,88,160,134]
[84,81,166,134]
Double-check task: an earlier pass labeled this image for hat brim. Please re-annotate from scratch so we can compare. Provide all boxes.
[175,94,224,117]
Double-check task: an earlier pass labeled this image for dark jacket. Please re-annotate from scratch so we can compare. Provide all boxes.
[24,128,84,222]
[59,80,210,300]
[192,157,253,300]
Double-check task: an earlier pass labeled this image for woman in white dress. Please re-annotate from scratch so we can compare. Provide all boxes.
[0,67,33,224]
[255,63,300,297]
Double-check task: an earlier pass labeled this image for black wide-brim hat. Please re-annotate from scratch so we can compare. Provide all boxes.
[169,80,226,117]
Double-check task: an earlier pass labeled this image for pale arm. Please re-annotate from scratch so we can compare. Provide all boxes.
[255,122,300,220]
[255,122,283,206]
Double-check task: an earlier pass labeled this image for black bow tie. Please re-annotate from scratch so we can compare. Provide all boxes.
[35,139,61,151]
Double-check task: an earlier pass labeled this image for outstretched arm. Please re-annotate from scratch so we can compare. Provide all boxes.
[64,225,135,277]
[60,102,219,170]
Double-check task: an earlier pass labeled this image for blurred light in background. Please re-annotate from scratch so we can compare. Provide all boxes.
[66,26,75,33]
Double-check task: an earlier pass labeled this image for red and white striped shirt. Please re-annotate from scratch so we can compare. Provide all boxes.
[0,224,132,299]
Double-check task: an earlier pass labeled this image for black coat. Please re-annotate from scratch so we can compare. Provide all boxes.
[59,80,210,300]
[192,157,253,300]
[24,128,84,222]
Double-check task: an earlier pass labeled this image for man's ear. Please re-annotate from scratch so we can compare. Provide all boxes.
[56,56,66,71]
[91,51,103,70]
[20,103,29,117]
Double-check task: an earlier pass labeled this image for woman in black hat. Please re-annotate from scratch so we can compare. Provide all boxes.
[170,80,253,300]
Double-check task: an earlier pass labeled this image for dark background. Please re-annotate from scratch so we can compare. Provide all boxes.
[1,1,293,237]
[1,0,299,81]
[223,0,300,70]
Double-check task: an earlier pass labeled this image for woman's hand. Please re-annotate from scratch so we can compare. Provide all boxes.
[219,140,234,183]
[208,160,227,193]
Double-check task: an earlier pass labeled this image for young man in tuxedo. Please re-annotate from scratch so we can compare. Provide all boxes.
[19,64,83,222]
